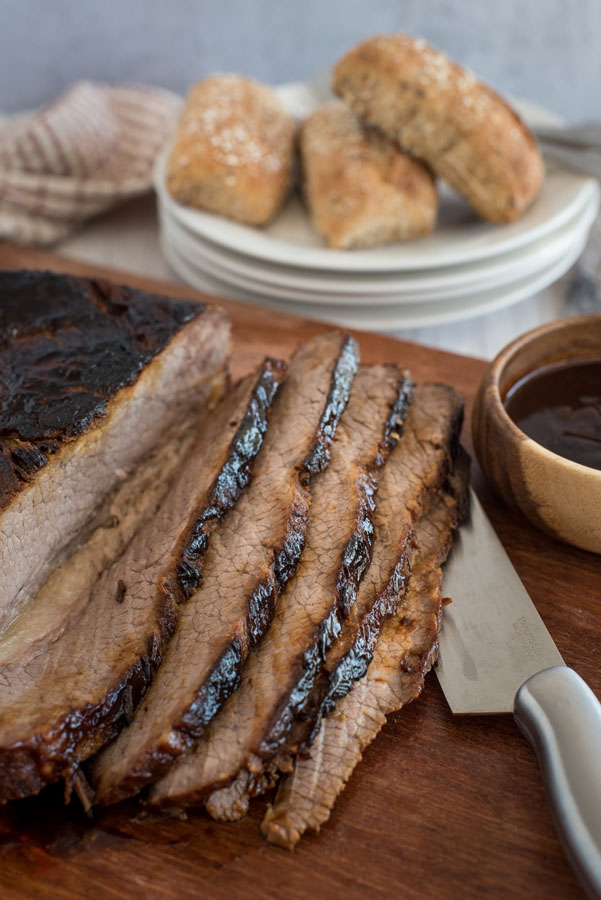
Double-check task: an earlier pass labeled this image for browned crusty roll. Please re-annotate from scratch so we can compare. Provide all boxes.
[333,35,544,224]
[300,101,437,249]
[166,75,296,225]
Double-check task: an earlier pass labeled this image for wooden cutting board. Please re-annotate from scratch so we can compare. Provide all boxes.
[0,242,599,900]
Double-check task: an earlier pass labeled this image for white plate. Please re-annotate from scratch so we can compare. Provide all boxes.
[163,212,589,309]
[160,190,599,305]
[163,229,587,331]
[160,188,598,295]
[154,83,599,274]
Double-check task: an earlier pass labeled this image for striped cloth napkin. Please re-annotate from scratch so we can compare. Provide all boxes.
[0,81,182,245]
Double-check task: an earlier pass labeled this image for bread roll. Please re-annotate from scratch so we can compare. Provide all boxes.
[167,75,296,225]
[333,35,544,224]
[300,102,437,249]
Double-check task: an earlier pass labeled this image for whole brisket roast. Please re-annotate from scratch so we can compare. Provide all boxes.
[92,332,358,806]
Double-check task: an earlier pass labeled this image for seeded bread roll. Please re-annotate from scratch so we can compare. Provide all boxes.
[300,102,437,250]
[333,35,544,224]
[166,75,296,225]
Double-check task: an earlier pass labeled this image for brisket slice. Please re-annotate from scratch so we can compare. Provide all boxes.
[92,332,359,807]
[200,383,464,821]
[261,459,470,849]
[0,360,283,803]
[147,364,413,809]
[0,270,230,633]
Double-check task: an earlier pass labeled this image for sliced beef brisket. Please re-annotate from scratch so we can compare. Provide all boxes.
[261,459,470,849]
[147,364,413,810]
[197,383,464,821]
[0,270,230,633]
[0,359,283,803]
[92,332,359,807]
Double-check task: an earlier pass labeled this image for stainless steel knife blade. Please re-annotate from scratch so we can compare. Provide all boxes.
[437,489,563,714]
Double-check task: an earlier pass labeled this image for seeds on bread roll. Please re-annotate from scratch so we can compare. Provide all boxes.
[300,102,437,250]
[333,35,544,224]
[167,75,296,225]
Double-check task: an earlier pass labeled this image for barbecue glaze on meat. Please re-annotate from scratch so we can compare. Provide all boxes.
[147,364,414,810]
[262,460,470,849]
[0,353,283,803]
[0,270,231,634]
[92,333,359,807]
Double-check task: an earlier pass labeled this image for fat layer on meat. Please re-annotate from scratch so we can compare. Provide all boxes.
[148,364,413,809]
[92,332,359,807]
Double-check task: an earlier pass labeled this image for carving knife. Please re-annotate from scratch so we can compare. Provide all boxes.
[437,489,601,900]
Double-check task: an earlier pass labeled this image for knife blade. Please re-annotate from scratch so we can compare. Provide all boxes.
[437,489,601,899]
[437,488,564,713]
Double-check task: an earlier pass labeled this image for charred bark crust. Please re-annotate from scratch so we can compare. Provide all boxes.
[0,270,207,511]
[176,359,287,601]
[301,336,360,480]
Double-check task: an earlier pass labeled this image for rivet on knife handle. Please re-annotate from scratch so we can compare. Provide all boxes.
[514,665,601,900]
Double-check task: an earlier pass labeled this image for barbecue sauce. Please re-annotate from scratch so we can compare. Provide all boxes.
[504,358,601,471]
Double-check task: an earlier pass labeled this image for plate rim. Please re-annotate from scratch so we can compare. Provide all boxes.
[162,227,586,331]
[159,190,599,304]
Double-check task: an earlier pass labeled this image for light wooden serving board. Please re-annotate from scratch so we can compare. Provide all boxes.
[0,242,598,900]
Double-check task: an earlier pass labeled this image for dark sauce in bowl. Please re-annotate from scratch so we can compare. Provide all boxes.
[504,358,601,471]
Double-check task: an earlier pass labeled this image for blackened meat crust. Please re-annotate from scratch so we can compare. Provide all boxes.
[0,270,205,510]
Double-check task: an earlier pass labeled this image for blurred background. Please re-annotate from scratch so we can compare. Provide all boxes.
[1,0,600,120]
[1,0,600,360]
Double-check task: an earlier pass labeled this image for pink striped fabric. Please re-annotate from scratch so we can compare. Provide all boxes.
[0,81,182,245]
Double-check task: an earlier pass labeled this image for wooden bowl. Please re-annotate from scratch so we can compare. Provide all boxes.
[472,315,601,553]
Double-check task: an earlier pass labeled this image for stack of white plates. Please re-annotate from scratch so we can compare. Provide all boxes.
[155,83,600,331]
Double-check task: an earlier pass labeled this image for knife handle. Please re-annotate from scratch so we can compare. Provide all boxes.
[514,666,601,900]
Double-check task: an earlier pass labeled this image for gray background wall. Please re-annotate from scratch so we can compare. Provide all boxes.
[1,0,600,120]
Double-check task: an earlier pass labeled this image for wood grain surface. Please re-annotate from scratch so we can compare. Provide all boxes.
[0,241,599,900]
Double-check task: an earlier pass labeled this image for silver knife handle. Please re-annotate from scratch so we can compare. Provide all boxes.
[514,666,601,899]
